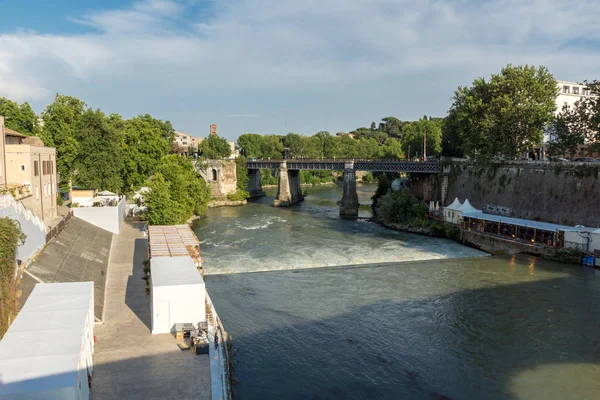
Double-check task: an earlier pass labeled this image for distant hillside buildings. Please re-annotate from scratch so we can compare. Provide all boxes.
[173,124,238,158]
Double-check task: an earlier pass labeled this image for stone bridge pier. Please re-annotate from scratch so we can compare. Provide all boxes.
[247,168,266,198]
[274,161,305,207]
[339,161,359,217]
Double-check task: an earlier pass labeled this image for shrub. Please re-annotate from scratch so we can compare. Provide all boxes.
[375,188,428,224]
[56,194,64,206]
[227,189,250,201]
[0,218,25,339]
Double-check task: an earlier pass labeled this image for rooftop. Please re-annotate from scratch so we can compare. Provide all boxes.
[151,256,205,287]
[0,282,93,396]
[4,127,26,138]
[148,224,200,257]
[462,212,590,232]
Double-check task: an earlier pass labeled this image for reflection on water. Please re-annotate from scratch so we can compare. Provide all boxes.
[197,185,600,399]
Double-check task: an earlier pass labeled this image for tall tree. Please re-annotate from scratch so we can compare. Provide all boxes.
[401,118,442,158]
[447,65,557,162]
[121,114,173,190]
[0,97,38,135]
[199,134,231,159]
[73,109,124,192]
[40,94,86,189]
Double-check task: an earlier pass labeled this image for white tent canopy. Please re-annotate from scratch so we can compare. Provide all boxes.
[0,282,95,400]
[445,198,462,210]
[458,199,481,214]
[151,256,206,334]
[97,190,117,196]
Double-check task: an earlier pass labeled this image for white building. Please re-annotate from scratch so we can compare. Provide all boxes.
[543,80,597,146]
[151,256,206,334]
[0,282,95,400]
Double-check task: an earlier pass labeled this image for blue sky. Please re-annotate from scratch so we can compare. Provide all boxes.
[1,0,599,140]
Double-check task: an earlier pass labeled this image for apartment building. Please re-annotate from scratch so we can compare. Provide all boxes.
[1,116,58,223]
[555,80,595,114]
[174,131,202,155]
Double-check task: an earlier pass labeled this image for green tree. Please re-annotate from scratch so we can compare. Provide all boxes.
[0,97,39,135]
[401,118,442,158]
[447,65,557,162]
[40,94,86,190]
[379,117,406,139]
[73,109,124,192]
[376,188,428,224]
[232,155,250,200]
[145,173,187,225]
[237,134,263,158]
[378,138,404,159]
[547,104,589,158]
[121,114,173,190]
[199,134,231,159]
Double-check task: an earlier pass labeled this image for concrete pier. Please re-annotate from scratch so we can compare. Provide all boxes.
[247,168,266,198]
[339,161,359,217]
[274,161,304,207]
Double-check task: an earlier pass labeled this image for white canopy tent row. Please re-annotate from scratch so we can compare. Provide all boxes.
[151,256,206,334]
[0,282,95,400]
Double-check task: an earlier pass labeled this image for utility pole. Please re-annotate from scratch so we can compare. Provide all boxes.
[423,126,427,160]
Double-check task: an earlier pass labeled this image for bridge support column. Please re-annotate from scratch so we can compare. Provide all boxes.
[247,168,266,198]
[274,161,304,207]
[340,161,359,217]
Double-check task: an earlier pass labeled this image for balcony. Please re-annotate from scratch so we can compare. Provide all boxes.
[1,183,33,201]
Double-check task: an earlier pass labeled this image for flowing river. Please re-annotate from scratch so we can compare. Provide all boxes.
[194,184,600,399]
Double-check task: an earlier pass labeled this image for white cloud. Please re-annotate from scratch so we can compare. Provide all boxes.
[0,0,599,133]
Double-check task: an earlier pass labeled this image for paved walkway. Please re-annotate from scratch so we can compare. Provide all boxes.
[91,222,211,400]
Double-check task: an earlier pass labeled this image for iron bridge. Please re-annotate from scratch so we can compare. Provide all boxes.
[246,159,440,173]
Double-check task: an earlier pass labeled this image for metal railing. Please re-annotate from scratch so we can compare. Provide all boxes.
[45,210,73,243]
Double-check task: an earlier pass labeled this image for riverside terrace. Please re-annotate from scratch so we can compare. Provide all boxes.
[245,159,440,216]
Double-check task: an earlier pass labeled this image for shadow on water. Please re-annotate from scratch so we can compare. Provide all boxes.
[3,256,599,400]
[206,256,600,400]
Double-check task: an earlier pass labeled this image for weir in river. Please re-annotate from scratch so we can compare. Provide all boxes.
[193,184,600,400]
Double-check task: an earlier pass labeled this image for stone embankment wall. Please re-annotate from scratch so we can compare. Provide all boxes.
[443,161,600,227]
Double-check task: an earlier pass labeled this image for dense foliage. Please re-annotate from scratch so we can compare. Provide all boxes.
[237,116,443,160]
[199,134,231,159]
[0,97,39,136]
[229,155,250,201]
[376,188,428,224]
[144,156,211,225]
[444,65,557,162]
[39,94,175,192]
[0,218,24,339]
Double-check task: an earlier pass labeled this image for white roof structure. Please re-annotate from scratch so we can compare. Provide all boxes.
[97,190,117,196]
[152,256,204,287]
[0,282,94,398]
[445,198,462,210]
[458,199,481,214]
[462,212,590,233]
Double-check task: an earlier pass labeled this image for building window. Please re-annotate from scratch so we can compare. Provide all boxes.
[35,185,39,200]
[563,85,570,94]
[42,161,46,175]
[34,161,39,176]
[583,88,590,96]
[20,165,25,171]
[573,87,580,95]
[212,169,218,181]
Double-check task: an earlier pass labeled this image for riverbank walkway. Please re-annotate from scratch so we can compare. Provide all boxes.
[91,222,211,400]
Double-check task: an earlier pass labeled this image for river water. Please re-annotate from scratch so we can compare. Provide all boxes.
[194,185,600,399]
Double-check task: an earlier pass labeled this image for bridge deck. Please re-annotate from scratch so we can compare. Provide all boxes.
[246,159,439,173]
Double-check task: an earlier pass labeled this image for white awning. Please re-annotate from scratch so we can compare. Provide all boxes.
[445,198,462,210]
[458,199,481,214]
[462,212,590,232]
